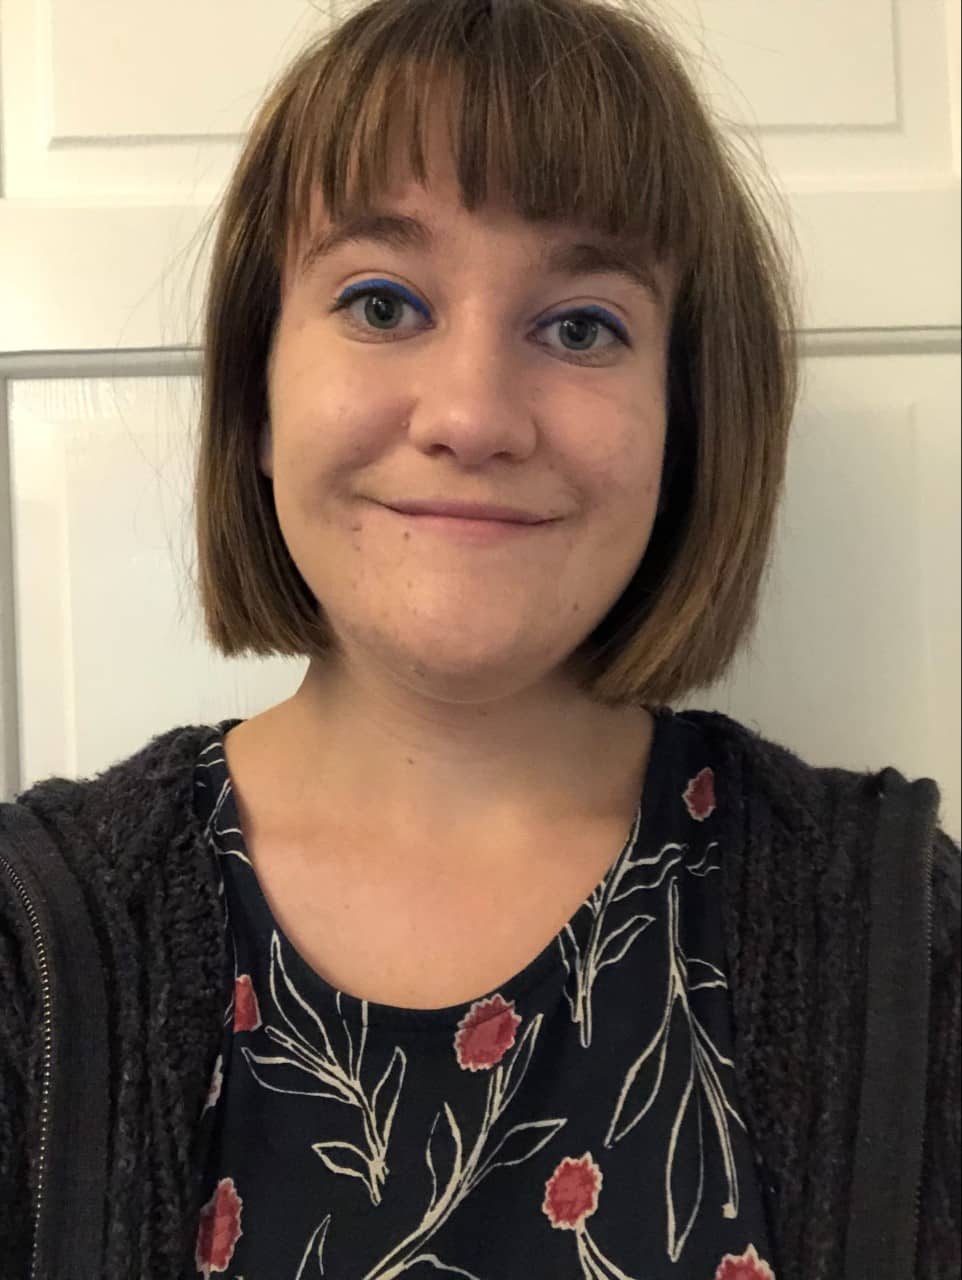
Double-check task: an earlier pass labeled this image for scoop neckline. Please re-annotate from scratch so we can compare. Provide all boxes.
[205,706,672,1034]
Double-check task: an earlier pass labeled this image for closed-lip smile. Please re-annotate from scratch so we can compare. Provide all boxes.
[383,499,550,524]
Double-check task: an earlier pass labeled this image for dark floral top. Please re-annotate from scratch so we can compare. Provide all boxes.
[188,709,777,1280]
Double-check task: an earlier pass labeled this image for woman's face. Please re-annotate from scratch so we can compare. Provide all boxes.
[262,122,676,705]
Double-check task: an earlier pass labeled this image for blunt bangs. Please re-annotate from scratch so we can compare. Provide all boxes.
[274,0,707,284]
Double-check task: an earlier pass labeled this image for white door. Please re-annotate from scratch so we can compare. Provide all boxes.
[1,0,959,838]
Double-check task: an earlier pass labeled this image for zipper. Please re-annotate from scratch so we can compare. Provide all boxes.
[0,851,54,1280]
[909,833,936,1274]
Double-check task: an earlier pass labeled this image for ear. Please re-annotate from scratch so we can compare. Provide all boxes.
[258,418,273,478]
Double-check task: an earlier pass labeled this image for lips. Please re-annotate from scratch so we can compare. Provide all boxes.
[376,502,552,545]
[384,500,547,524]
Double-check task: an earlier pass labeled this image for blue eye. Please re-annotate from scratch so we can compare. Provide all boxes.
[329,280,630,365]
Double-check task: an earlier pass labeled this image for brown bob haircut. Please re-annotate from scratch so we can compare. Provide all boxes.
[195,0,799,710]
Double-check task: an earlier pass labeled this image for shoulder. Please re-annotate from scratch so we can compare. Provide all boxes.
[2,720,235,916]
[671,704,947,826]
[8,720,236,857]
[674,704,959,959]
[12,720,230,824]
[0,724,239,1267]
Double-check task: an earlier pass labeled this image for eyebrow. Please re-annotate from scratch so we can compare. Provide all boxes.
[299,211,663,307]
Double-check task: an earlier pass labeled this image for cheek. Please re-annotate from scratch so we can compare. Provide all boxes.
[581,421,666,512]
[587,437,666,561]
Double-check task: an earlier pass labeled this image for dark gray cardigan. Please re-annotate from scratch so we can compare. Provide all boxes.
[0,708,959,1279]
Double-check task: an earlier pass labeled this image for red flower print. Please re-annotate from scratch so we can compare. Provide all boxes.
[233,974,261,1032]
[454,993,522,1071]
[195,1176,243,1276]
[542,1153,603,1231]
[683,766,716,821]
[715,1242,776,1279]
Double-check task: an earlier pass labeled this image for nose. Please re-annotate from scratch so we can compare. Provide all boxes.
[403,335,539,465]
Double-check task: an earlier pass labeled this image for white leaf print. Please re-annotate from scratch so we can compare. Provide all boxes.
[338,988,366,1079]
[241,930,408,1206]
[576,1227,638,1280]
[595,914,655,972]
[372,1046,406,1152]
[687,955,729,992]
[576,1244,607,1280]
[406,1256,484,1278]
[686,842,721,876]
[606,991,676,1143]
[691,1020,743,1218]
[294,1214,331,1279]
[270,933,339,1062]
[604,875,747,1261]
[263,1023,351,1090]
[313,1140,380,1200]
[495,1013,541,1114]
[216,844,254,868]
[609,849,684,904]
[468,1118,567,1190]
[240,1047,356,1104]
[665,1062,705,1259]
[557,830,691,1048]
[425,1102,464,1213]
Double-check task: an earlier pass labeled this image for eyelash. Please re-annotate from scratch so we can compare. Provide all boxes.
[328,281,631,366]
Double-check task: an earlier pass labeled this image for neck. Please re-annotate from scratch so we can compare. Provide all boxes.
[226,658,655,851]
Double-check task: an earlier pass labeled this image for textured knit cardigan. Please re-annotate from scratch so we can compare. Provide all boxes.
[0,708,959,1280]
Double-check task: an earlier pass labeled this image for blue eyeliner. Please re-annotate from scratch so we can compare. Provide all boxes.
[559,304,629,344]
[332,279,630,346]
[336,279,431,319]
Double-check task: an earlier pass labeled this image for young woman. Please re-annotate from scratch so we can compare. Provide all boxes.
[1,1,958,1277]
